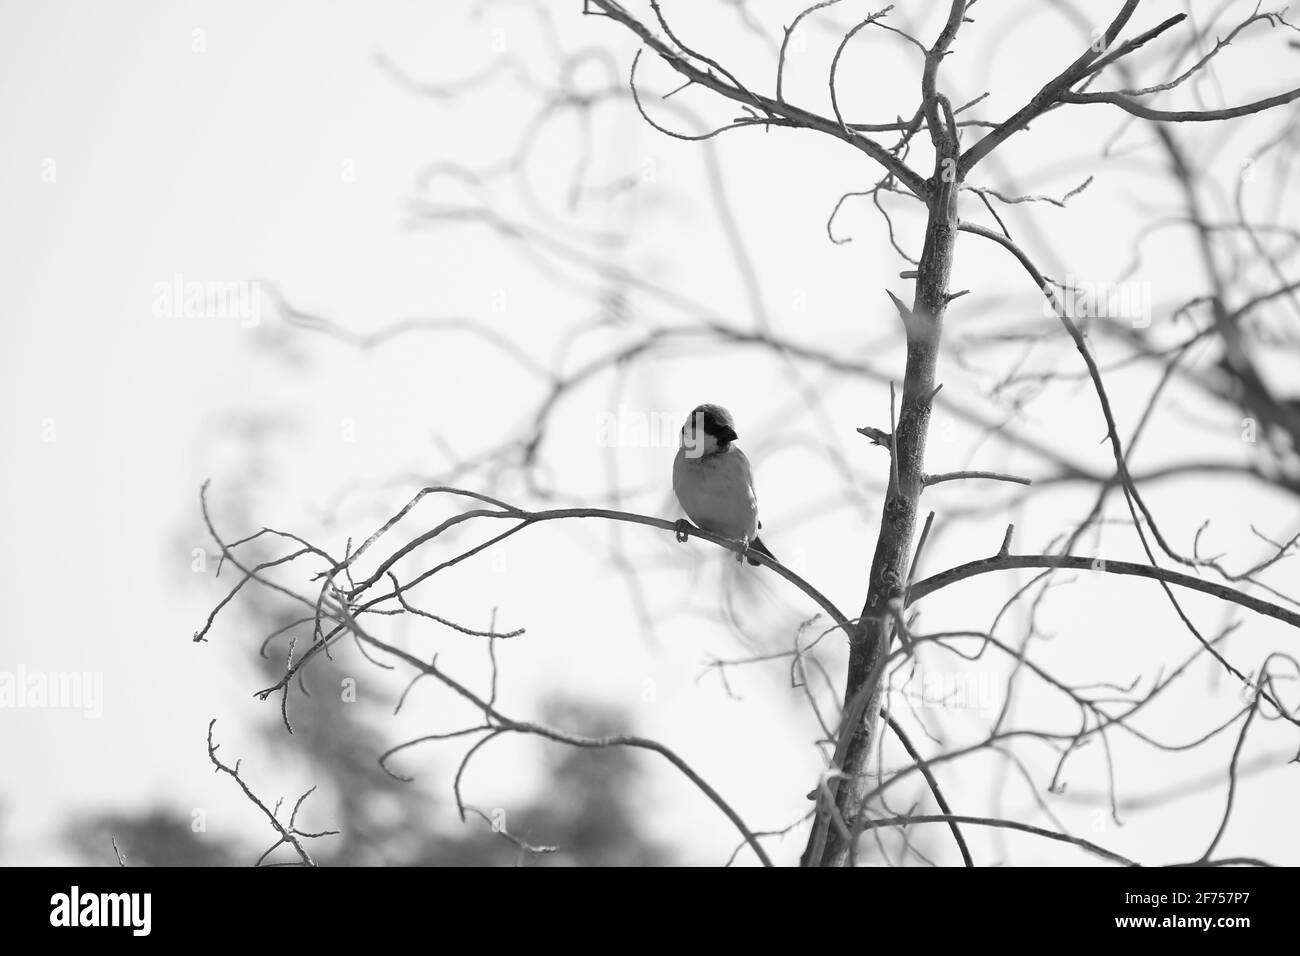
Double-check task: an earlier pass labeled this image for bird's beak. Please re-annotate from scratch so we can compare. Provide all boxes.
[717,425,738,443]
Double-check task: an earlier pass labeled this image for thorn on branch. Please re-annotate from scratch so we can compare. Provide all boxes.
[886,290,914,333]
[857,425,892,447]
[662,77,694,99]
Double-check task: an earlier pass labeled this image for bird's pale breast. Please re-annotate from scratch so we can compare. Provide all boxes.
[672,445,759,541]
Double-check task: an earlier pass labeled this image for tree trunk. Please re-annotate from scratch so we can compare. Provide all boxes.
[808,162,961,867]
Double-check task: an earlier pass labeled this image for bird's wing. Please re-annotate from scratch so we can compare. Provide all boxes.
[733,445,759,508]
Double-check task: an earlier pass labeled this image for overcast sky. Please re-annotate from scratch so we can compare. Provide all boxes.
[2,0,1299,865]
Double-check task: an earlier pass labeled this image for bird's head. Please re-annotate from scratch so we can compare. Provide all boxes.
[680,403,738,457]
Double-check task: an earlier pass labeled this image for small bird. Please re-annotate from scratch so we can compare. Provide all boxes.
[672,403,776,566]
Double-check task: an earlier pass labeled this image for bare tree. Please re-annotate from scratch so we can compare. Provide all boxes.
[195,1,1300,866]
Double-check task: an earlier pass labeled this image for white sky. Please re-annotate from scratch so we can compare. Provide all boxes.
[2,0,1299,865]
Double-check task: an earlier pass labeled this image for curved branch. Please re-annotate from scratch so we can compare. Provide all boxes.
[586,0,930,198]
[960,0,1144,175]
[340,488,852,634]
[955,219,1299,714]
[330,601,777,867]
[908,554,1300,629]
[1061,87,1300,122]
[864,813,1137,866]
[884,714,974,867]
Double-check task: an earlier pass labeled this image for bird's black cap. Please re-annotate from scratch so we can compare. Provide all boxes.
[687,403,738,444]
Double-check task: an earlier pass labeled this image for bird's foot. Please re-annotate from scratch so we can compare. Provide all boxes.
[736,535,750,564]
[674,519,693,543]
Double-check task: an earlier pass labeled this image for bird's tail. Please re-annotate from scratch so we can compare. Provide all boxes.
[747,536,776,566]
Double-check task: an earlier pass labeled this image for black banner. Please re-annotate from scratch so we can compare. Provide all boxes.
[1,864,1281,941]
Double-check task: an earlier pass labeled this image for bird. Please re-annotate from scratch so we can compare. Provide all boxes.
[672,403,776,566]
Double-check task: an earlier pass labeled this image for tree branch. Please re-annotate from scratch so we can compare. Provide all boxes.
[586,0,931,198]
[908,554,1300,629]
[329,600,777,867]
[1059,87,1300,122]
